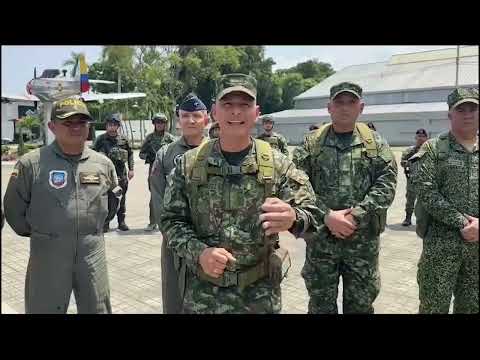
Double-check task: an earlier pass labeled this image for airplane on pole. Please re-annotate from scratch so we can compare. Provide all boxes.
[2,53,146,145]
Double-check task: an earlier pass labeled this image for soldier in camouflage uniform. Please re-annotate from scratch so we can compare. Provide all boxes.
[150,94,209,314]
[140,113,176,231]
[160,73,320,314]
[3,98,120,313]
[257,115,289,157]
[411,87,478,314]
[93,114,134,232]
[293,82,398,314]
[400,128,428,226]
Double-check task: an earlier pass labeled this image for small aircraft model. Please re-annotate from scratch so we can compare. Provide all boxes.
[3,53,146,145]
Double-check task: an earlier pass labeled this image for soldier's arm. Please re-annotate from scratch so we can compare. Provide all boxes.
[412,142,468,229]
[4,160,33,236]
[106,159,119,189]
[291,138,332,221]
[160,155,208,272]
[150,146,167,227]
[400,148,410,168]
[126,139,134,171]
[350,136,398,229]
[274,152,322,237]
[139,135,150,160]
[280,136,289,157]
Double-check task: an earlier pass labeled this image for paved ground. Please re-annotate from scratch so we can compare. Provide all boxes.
[2,148,428,314]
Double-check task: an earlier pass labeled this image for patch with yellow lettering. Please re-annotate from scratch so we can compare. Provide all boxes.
[79,172,101,184]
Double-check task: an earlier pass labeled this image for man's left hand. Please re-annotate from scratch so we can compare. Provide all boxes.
[128,170,134,180]
[259,197,296,236]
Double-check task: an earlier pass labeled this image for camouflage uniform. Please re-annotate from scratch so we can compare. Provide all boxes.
[257,131,289,157]
[401,145,421,221]
[411,87,479,314]
[160,138,320,314]
[140,128,176,227]
[293,82,398,314]
[93,131,133,229]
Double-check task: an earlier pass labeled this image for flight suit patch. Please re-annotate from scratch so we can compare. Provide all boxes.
[49,170,68,189]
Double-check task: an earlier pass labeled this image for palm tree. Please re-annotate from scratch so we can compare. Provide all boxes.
[102,46,135,93]
[62,51,83,77]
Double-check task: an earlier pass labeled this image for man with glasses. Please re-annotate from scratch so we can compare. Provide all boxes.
[4,98,120,313]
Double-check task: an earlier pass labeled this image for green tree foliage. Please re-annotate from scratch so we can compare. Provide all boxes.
[74,46,335,124]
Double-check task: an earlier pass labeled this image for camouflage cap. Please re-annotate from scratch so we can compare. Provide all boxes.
[330,82,363,100]
[52,98,92,121]
[216,73,257,101]
[447,87,479,109]
[152,112,168,122]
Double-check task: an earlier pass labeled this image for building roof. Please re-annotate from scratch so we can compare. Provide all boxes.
[295,46,479,100]
[270,102,448,119]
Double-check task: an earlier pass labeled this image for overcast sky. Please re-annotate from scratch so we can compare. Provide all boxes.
[2,45,457,95]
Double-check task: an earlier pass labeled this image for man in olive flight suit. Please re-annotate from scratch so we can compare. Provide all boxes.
[4,98,120,314]
[150,94,209,313]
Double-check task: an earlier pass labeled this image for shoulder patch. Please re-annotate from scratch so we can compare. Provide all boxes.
[287,167,309,185]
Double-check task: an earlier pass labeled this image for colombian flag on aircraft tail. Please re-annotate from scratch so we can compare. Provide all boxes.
[79,54,90,93]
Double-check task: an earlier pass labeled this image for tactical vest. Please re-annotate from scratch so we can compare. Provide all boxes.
[263,135,280,149]
[181,138,290,290]
[308,122,387,234]
[414,133,450,239]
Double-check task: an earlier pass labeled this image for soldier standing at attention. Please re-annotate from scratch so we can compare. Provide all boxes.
[293,82,398,314]
[400,128,428,226]
[92,114,134,232]
[411,87,478,314]
[4,98,119,314]
[139,113,176,231]
[256,115,289,156]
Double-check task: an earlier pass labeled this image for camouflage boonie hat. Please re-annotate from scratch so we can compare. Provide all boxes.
[216,73,257,101]
[447,87,479,109]
[330,82,363,100]
[52,98,92,121]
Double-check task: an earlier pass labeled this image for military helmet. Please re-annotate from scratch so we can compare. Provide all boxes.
[261,115,274,124]
[105,113,121,124]
[152,112,167,124]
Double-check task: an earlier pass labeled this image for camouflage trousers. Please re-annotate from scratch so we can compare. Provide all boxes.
[302,231,380,314]
[182,272,281,314]
[405,180,416,216]
[418,227,479,314]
